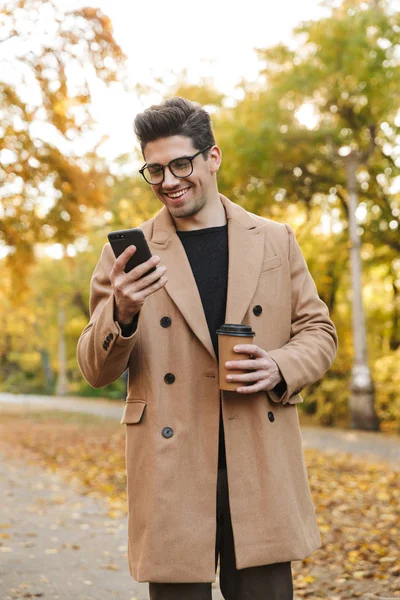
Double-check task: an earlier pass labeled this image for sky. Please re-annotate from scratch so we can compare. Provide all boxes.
[69,0,332,161]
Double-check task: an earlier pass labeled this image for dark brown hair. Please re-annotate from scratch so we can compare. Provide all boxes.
[134,97,215,157]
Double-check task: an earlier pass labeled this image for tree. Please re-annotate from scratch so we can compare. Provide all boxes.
[0,0,126,291]
[215,0,400,430]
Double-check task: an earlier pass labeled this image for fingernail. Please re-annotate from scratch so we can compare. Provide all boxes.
[225,362,231,368]
[154,256,160,263]
[234,346,240,351]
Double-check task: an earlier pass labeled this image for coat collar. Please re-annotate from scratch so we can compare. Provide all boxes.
[148,194,266,362]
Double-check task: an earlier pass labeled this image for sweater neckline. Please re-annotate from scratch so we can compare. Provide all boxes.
[176,224,228,237]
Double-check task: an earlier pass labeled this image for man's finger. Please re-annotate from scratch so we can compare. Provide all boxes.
[227,371,268,383]
[126,274,168,304]
[233,344,264,356]
[225,359,263,370]
[111,245,137,277]
[125,266,166,293]
[236,381,268,394]
[125,254,161,282]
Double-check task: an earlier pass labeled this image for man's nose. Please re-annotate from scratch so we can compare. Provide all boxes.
[162,167,180,188]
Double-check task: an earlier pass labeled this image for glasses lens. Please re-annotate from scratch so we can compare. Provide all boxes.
[169,158,192,178]
[143,165,163,184]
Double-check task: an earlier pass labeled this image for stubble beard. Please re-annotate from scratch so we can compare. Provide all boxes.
[170,193,207,219]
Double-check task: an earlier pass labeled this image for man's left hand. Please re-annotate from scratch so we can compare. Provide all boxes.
[225,344,283,394]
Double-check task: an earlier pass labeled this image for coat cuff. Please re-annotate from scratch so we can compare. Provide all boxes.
[100,294,139,349]
[267,348,302,404]
[113,298,139,338]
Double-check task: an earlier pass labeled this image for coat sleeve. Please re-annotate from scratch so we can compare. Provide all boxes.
[76,243,140,389]
[267,224,338,405]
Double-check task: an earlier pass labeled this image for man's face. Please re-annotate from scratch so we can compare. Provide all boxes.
[143,135,219,220]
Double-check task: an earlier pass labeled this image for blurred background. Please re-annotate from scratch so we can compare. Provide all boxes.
[1,0,400,433]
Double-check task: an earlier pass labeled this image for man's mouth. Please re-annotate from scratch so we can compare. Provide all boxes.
[164,187,190,200]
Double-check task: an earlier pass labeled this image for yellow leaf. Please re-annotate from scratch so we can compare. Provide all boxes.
[100,563,120,571]
[353,571,368,579]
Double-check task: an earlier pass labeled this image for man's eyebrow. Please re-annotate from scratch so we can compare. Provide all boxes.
[146,154,192,167]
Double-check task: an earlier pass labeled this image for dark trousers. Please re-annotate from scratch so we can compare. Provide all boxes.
[149,469,293,600]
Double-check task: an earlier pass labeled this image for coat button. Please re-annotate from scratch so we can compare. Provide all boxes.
[268,411,275,422]
[103,342,108,351]
[160,316,172,328]
[164,373,175,384]
[106,333,113,341]
[253,305,263,316]
[162,427,174,438]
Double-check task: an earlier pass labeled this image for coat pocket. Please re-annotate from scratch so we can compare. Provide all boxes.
[260,254,282,273]
[120,400,147,424]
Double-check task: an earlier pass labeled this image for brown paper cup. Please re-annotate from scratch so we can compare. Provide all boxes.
[217,324,255,391]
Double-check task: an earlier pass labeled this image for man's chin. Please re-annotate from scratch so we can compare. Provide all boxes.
[164,196,205,219]
[168,201,196,218]
[170,207,193,218]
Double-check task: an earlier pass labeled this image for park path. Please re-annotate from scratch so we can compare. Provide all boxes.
[0,448,224,600]
[1,393,399,600]
[0,445,149,600]
[1,392,399,468]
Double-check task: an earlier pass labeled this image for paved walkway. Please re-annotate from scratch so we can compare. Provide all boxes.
[1,393,399,468]
[0,448,223,600]
[1,393,399,600]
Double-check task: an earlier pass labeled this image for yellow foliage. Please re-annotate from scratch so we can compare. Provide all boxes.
[0,411,399,598]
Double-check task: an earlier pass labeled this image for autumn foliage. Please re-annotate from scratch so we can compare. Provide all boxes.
[1,0,400,428]
[0,410,399,599]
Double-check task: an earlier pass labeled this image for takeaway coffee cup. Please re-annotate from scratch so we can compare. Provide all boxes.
[216,324,256,391]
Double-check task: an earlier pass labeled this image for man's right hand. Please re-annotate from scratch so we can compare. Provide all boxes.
[110,245,168,325]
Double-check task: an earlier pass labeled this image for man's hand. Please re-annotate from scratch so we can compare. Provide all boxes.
[225,344,283,394]
[110,245,168,325]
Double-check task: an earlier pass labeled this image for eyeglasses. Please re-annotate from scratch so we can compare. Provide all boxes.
[139,145,212,185]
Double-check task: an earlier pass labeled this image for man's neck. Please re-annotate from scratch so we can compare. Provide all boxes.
[173,194,227,232]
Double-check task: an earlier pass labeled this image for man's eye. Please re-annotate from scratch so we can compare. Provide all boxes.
[172,160,190,171]
[148,165,163,175]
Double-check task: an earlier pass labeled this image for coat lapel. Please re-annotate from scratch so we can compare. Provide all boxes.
[148,195,266,362]
[222,196,266,326]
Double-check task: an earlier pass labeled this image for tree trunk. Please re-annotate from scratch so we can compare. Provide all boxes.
[389,261,400,351]
[345,154,379,430]
[55,301,68,396]
[39,348,54,394]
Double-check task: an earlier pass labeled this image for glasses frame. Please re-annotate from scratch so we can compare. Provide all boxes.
[139,145,212,185]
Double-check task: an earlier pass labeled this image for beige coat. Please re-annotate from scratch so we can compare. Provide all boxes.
[77,194,338,583]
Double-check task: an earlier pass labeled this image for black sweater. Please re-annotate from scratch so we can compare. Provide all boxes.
[177,224,229,469]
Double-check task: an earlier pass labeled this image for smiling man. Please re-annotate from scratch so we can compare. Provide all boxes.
[77,97,338,600]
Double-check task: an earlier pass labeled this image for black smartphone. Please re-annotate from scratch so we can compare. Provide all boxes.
[108,228,157,276]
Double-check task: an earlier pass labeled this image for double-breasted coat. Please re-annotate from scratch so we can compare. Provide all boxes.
[77,194,338,583]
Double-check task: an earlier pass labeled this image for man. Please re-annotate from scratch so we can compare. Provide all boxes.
[77,97,338,600]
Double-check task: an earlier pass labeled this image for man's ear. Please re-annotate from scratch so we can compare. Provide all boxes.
[209,146,222,174]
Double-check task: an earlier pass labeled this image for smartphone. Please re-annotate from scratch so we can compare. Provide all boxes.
[108,228,157,276]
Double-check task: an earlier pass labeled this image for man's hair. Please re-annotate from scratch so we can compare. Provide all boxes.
[134,97,215,157]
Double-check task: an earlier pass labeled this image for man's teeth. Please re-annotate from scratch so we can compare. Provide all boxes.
[167,188,188,199]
